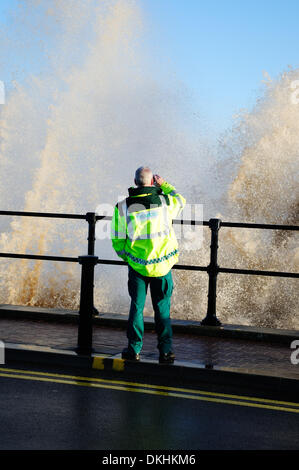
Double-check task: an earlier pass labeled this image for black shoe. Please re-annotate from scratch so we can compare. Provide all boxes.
[159,351,175,364]
[121,348,140,361]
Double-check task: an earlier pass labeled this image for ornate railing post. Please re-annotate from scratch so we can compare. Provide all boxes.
[85,212,100,317]
[86,212,97,255]
[76,255,98,354]
[201,218,222,326]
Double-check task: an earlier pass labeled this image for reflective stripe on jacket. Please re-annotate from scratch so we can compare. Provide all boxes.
[111,181,186,277]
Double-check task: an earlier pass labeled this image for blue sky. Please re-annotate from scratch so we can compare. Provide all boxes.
[141,0,299,133]
[1,0,299,135]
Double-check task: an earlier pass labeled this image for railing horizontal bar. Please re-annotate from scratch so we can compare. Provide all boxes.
[95,215,208,226]
[95,215,112,221]
[220,221,299,230]
[97,259,207,271]
[173,264,207,271]
[1,210,298,231]
[97,259,125,266]
[0,252,296,277]
[173,219,209,226]
[219,267,299,278]
[0,210,86,220]
[95,215,298,230]
[0,253,78,262]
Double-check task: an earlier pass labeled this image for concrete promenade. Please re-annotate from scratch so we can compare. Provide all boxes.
[1,304,299,395]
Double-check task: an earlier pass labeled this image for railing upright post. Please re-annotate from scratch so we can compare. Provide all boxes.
[201,218,222,326]
[86,212,97,255]
[76,255,98,355]
[85,212,100,317]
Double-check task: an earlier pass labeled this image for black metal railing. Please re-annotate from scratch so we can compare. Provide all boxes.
[0,210,298,354]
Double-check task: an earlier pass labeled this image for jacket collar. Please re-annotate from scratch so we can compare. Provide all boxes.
[128,186,162,197]
[126,186,164,211]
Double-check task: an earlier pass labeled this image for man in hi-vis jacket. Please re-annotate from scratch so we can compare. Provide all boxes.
[111,166,186,363]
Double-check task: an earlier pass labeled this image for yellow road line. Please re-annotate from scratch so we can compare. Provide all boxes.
[0,366,298,410]
[0,368,299,414]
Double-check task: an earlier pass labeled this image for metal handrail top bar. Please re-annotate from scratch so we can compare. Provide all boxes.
[0,210,85,220]
[220,221,299,230]
[95,215,299,230]
[96,215,210,226]
[0,210,298,231]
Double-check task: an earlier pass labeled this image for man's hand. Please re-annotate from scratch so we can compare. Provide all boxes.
[153,174,165,187]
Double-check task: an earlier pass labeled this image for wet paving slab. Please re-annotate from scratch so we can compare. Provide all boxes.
[1,317,298,379]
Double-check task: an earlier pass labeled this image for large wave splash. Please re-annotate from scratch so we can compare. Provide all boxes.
[175,69,299,328]
[0,1,298,328]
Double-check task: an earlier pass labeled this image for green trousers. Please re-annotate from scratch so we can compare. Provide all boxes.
[127,265,174,355]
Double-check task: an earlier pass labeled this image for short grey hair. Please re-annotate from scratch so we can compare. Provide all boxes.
[135,166,153,187]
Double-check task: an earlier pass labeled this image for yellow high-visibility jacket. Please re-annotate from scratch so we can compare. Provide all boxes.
[111,181,186,277]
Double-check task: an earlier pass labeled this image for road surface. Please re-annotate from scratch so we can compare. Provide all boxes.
[0,362,298,451]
